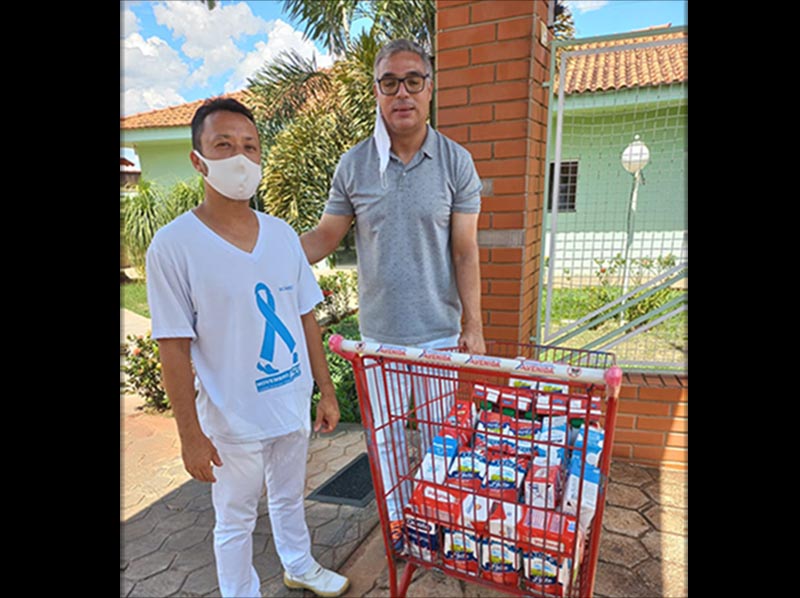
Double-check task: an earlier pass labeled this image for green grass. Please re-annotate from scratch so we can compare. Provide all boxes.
[121,281,150,318]
[540,286,687,369]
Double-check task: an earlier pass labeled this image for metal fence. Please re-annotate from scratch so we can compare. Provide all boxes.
[537,27,687,373]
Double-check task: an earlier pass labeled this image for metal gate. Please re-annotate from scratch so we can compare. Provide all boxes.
[537,27,687,373]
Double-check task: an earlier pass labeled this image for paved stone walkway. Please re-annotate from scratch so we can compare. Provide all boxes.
[338,461,687,598]
[122,416,378,598]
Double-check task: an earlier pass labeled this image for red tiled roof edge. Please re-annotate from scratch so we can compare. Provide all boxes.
[121,91,248,130]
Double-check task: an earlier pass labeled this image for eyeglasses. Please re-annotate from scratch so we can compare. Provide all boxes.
[376,73,430,96]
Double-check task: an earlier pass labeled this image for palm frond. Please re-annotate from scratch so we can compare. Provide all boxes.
[368,0,435,54]
[333,31,380,141]
[282,0,360,55]
[261,106,356,234]
[247,50,332,156]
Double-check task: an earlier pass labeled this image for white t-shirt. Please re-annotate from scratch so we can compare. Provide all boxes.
[146,210,324,443]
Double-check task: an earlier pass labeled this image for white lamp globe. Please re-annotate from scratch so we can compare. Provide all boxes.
[621,135,650,175]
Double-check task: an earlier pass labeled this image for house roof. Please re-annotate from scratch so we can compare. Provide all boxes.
[120,91,247,130]
[558,28,687,95]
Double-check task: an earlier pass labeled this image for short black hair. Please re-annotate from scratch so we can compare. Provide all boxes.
[191,97,257,152]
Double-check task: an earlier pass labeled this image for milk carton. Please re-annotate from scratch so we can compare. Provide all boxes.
[521,549,580,597]
[479,538,522,585]
[535,389,570,415]
[561,455,600,532]
[486,500,526,541]
[403,511,439,562]
[442,400,478,445]
[573,426,604,467]
[519,511,583,597]
[496,388,533,417]
[457,493,492,533]
[532,445,564,469]
[471,383,500,409]
[509,369,538,391]
[541,416,568,430]
[415,436,458,485]
[535,423,569,448]
[474,412,512,452]
[500,419,536,456]
[523,463,561,508]
[540,381,569,395]
[447,448,488,492]
[441,493,491,573]
[442,526,481,573]
[518,508,580,554]
[410,481,463,525]
[482,454,528,501]
[534,424,569,469]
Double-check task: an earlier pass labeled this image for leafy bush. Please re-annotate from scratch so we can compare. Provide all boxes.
[122,177,204,277]
[312,314,361,424]
[121,333,170,412]
[316,270,358,325]
[123,181,163,277]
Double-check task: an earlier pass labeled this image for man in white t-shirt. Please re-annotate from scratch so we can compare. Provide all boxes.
[146,97,350,598]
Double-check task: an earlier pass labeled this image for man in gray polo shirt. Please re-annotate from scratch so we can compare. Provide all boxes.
[301,39,485,546]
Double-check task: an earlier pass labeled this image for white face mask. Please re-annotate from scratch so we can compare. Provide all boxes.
[193,150,262,201]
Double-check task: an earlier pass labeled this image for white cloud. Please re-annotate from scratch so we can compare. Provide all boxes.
[123,87,187,117]
[120,2,333,115]
[565,1,609,13]
[121,7,139,38]
[153,0,269,87]
[225,19,333,93]
[121,32,189,115]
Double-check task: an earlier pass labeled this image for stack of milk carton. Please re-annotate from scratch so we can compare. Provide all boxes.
[401,378,605,595]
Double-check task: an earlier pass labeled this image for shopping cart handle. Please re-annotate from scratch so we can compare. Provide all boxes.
[328,334,357,360]
[605,366,623,395]
[329,335,617,386]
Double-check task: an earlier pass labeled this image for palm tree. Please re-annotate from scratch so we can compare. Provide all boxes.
[245,0,435,236]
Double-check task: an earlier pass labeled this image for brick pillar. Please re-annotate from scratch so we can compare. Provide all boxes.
[436,0,552,345]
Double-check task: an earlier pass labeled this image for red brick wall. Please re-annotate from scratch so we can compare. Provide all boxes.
[436,0,550,345]
[435,0,687,471]
[611,374,688,470]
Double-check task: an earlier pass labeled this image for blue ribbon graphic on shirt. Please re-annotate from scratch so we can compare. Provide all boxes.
[254,282,300,392]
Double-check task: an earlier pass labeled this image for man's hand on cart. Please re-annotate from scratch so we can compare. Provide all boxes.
[314,389,341,434]
[458,323,486,355]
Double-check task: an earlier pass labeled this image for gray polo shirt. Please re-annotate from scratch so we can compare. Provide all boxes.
[325,125,482,345]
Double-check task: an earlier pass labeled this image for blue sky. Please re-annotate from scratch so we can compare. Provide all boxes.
[121,0,687,120]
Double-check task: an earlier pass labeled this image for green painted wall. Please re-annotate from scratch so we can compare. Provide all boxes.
[122,127,198,189]
[546,84,687,234]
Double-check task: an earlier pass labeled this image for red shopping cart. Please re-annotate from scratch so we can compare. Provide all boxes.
[329,336,622,598]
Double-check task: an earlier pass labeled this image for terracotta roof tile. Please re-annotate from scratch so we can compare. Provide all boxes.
[557,29,687,95]
[120,91,248,130]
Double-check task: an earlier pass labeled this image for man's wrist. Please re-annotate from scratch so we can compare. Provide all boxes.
[462,319,484,334]
[317,382,336,397]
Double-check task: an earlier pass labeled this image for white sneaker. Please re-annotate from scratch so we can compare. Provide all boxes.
[283,562,350,597]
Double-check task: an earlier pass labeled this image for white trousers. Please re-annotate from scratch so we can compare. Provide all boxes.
[211,428,315,598]
[363,335,459,522]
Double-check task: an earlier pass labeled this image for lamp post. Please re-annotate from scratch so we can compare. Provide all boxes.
[620,135,650,301]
